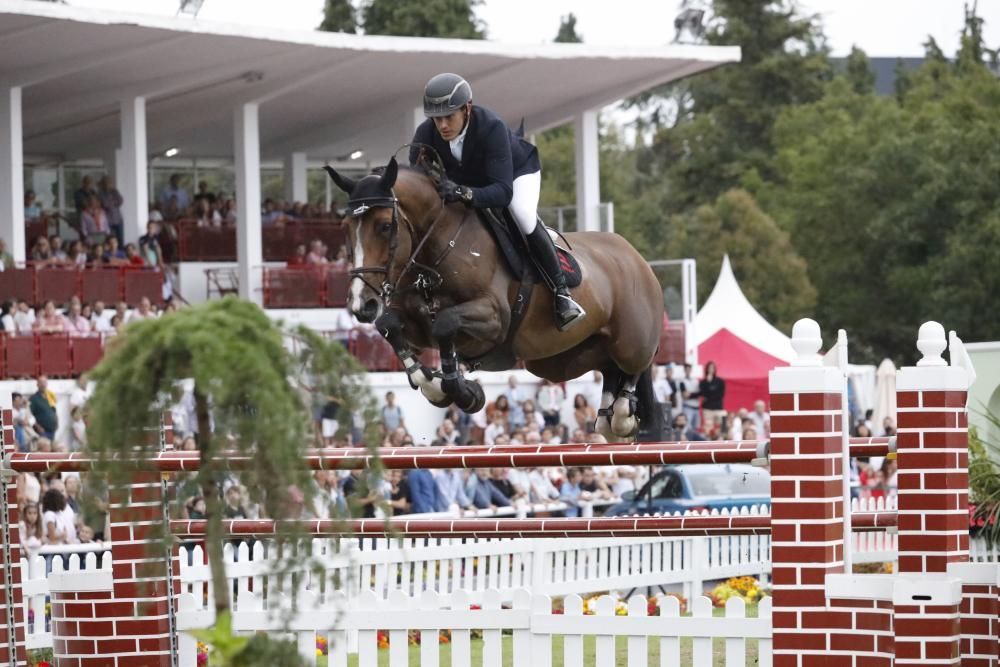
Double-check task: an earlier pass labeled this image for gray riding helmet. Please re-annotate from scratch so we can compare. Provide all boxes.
[423,73,472,117]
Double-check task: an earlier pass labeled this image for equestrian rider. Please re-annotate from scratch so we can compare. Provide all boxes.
[408,73,586,332]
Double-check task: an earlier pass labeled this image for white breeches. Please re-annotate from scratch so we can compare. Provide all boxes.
[509,170,541,235]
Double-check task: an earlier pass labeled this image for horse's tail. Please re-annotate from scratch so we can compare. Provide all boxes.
[635,365,663,443]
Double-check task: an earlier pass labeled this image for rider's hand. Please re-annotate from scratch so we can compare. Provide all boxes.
[438,179,474,205]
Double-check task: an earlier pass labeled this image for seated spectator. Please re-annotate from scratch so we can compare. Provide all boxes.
[305,240,327,265]
[527,467,560,504]
[18,502,43,554]
[521,400,544,430]
[13,300,34,333]
[406,467,443,514]
[62,296,91,335]
[559,468,583,517]
[194,198,222,228]
[65,239,88,267]
[578,467,612,501]
[262,199,285,226]
[103,236,127,264]
[341,469,379,518]
[34,300,65,333]
[86,242,105,266]
[433,468,474,513]
[1,301,14,332]
[466,469,510,510]
[30,235,52,264]
[331,245,350,269]
[222,198,237,224]
[437,419,461,446]
[288,243,307,267]
[81,195,110,243]
[537,379,565,427]
[110,314,125,335]
[127,296,155,323]
[386,470,411,516]
[489,467,527,503]
[41,487,78,545]
[49,235,68,263]
[90,301,113,333]
[0,238,13,270]
[24,190,42,220]
[483,410,507,446]
[223,485,248,519]
[667,413,704,442]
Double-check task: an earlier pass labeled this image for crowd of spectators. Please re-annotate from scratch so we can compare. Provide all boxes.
[1,296,170,337]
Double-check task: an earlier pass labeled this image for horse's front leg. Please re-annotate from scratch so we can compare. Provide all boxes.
[432,299,504,414]
[373,309,451,407]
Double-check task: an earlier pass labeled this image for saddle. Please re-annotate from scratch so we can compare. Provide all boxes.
[460,208,583,371]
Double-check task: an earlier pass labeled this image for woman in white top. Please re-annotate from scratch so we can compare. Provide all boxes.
[41,488,78,545]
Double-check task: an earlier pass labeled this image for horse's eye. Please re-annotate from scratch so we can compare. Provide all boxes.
[378,222,393,235]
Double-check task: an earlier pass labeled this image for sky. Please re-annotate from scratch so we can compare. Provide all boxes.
[62,0,1000,58]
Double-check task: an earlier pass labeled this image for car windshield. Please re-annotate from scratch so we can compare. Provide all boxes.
[685,469,769,497]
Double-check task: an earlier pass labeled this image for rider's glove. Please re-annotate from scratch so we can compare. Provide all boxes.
[439,179,474,205]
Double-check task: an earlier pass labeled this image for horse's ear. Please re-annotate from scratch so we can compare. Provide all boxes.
[323,166,357,194]
[379,157,398,190]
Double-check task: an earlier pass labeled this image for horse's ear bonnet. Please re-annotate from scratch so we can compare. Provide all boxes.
[324,158,398,216]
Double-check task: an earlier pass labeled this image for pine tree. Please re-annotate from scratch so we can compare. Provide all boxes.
[319,0,357,34]
[362,0,484,39]
[555,13,582,43]
[844,46,875,94]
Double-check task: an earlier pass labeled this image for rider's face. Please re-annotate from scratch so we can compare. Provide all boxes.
[433,106,468,142]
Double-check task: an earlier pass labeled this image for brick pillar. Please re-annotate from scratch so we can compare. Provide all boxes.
[0,408,28,667]
[893,321,968,666]
[769,319,847,667]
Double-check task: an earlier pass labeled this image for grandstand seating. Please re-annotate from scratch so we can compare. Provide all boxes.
[176,219,347,262]
[0,265,163,307]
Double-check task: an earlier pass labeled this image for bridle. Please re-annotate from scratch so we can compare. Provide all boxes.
[346,193,469,309]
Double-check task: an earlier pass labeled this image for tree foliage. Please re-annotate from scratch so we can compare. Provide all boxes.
[361,0,484,39]
[319,0,357,33]
[555,13,582,43]
[762,17,1000,359]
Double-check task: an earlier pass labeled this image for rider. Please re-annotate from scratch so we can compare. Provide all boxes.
[409,73,586,332]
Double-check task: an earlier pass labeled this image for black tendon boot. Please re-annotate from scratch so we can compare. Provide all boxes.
[526,225,586,331]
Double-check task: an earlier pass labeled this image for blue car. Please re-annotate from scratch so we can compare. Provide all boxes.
[604,464,770,517]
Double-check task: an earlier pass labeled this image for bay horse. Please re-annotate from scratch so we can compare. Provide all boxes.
[324,157,664,441]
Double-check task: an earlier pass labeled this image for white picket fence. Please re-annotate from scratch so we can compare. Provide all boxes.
[175,588,774,667]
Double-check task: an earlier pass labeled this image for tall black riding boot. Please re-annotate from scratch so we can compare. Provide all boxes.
[526,225,586,331]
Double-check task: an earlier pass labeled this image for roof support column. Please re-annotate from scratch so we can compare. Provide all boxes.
[283,151,307,204]
[402,106,423,151]
[0,86,25,262]
[234,102,262,305]
[574,109,601,233]
[119,96,149,244]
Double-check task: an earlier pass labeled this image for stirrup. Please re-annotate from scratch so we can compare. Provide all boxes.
[554,293,586,332]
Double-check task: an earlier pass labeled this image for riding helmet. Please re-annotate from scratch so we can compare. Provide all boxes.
[423,73,472,117]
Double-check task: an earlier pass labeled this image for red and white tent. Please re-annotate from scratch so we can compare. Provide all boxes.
[693,256,794,411]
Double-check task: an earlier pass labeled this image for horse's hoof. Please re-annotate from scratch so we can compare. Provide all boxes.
[611,415,638,439]
[463,380,486,414]
[428,395,453,409]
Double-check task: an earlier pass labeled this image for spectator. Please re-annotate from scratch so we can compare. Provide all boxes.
[503,375,526,428]
[436,419,461,446]
[186,496,207,520]
[572,394,596,433]
[406,468,442,514]
[12,393,35,452]
[127,297,155,323]
[30,376,58,440]
[559,468,583,517]
[0,238,13,270]
[305,240,327,264]
[138,221,164,268]
[320,394,342,446]
[18,502,43,554]
[98,176,125,245]
[223,486,248,519]
[49,236,68,263]
[331,245,350,269]
[582,371,603,415]
[68,407,87,452]
[380,391,405,433]
[748,400,770,438]
[489,468,527,503]
[222,198,237,224]
[879,417,896,437]
[526,466,560,504]
[91,301,113,333]
[124,243,144,267]
[386,470,411,515]
[41,487,78,545]
[341,469,379,518]
[158,174,190,214]
[73,175,96,215]
[103,237,127,264]
[30,235,52,263]
[653,365,677,425]
[483,410,507,446]
[433,468,474,513]
[521,400,544,431]
[34,301,64,333]
[64,475,82,514]
[667,413,704,442]
[66,239,88,267]
[680,363,701,430]
[466,469,510,510]
[695,361,726,435]
[81,194,110,242]
[288,243,308,267]
[1,301,14,331]
[194,199,221,228]
[13,300,34,333]
[24,190,42,220]
[536,379,565,427]
[578,467,612,501]
[62,296,91,336]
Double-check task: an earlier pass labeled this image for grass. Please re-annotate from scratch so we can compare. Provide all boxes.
[325,605,760,666]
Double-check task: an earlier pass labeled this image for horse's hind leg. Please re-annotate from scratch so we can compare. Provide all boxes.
[610,373,641,439]
[594,367,622,441]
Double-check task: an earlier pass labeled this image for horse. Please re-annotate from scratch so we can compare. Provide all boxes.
[324,157,665,441]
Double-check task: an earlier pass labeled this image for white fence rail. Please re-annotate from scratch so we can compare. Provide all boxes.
[176,588,773,667]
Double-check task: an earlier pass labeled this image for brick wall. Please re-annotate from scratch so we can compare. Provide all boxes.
[0,408,28,667]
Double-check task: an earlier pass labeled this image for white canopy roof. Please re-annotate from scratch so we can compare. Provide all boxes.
[0,1,739,162]
[694,255,795,363]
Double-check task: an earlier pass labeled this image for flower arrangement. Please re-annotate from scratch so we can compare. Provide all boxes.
[196,641,209,666]
[315,634,328,656]
[709,576,767,607]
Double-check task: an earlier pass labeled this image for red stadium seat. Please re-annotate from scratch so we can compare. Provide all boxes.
[70,334,104,375]
[38,333,72,378]
[123,269,164,306]
[35,266,79,306]
[4,334,35,378]
[81,267,124,306]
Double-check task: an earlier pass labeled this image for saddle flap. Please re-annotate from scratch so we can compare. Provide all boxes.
[475,208,582,288]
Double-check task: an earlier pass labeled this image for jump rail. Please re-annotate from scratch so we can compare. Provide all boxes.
[3,436,895,473]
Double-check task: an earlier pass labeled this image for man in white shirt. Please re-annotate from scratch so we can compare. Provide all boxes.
[681,363,701,430]
[69,376,90,411]
[90,301,114,333]
[13,300,35,334]
[748,400,770,438]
